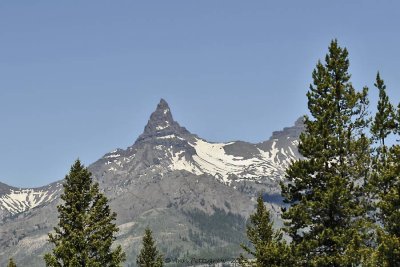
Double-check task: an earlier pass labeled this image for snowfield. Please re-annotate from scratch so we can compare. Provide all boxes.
[0,185,61,214]
[168,138,298,185]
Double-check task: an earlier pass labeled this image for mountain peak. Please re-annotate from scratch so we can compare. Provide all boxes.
[158,98,169,108]
[135,99,190,143]
[146,98,174,130]
[153,98,173,122]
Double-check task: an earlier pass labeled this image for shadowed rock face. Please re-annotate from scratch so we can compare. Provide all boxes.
[135,98,191,143]
[0,99,305,266]
[0,182,12,195]
[270,116,305,140]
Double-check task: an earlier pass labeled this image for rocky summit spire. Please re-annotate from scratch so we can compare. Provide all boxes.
[147,98,174,127]
[135,99,190,142]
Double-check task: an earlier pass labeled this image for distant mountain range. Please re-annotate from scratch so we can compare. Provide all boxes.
[0,99,304,266]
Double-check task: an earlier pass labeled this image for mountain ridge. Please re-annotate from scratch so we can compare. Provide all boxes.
[0,98,303,216]
[0,99,304,266]
[0,99,303,188]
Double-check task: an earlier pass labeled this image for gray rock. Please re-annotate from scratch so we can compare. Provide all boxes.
[0,99,304,266]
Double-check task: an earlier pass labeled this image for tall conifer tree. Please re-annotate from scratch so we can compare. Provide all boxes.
[136,227,164,267]
[44,159,125,267]
[373,146,400,266]
[396,103,400,135]
[370,73,396,196]
[281,40,371,266]
[371,72,396,148]
[370,74,400,266]
[239,195,292,267]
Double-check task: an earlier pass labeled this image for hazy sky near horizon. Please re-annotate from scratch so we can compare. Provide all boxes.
[1,1,400,187]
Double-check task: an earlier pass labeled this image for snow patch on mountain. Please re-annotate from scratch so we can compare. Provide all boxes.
[105,154,121,159]
[170,150,203,176]
[191,139,262,184]
[1,190,42,213]
[157,134,178,139]
[0,185,61,214]
[167,137,299,185]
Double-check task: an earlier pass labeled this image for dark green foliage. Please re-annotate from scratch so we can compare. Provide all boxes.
[7,258,17,267]
[370,73,398,202]
[369,73,396,199]
[370,73,396,193]
[184,207,247,245]
[136,227,164,267]
[397,103,400,135]
[372,229,400,267]
[44,159,125,267]
[372,145,400,266]
[179,207,248,263]
[378,146,400,235]
[368,73,400,266]
[371,72,396,148]
[281,40,371,266]
[239,195,292,267]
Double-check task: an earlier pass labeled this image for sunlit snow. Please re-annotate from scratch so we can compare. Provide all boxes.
[167,138,297,185]
[0,187,61,214]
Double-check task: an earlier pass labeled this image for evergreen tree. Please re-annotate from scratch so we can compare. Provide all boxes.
[373,228,400,267]
[373,145,400,266]
[239,195,292,267]
[44,159,126,267]
[136,227,163,267]
[7,258,17,267]
[281,40,371,266]
[376,145,400,267]
[371,72,396,148]
[396,103,400,136]
[368,73,400,266]
[369,73,396,198]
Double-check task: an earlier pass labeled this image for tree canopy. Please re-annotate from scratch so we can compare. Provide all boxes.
[136,227,164,267]
[44,159,125,267]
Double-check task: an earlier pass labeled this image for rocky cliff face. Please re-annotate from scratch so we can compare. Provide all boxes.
[0,99,304,266]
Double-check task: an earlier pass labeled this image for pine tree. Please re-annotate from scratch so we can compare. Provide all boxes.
[397,105,400,132]
[136,227,163,267]
[7,258,17,267]
[44,159,126,267]
[397,103,400,135]
[373,227,400,267]
[281,40,371,266]
[239,195,292,267]
[369,72,397,200]
[369,73,396,198]
[371,72,396,148]
[368,73,400,266]
[374,145,400,266]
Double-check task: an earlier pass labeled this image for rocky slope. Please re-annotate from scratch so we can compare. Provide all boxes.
[0,99,304,266]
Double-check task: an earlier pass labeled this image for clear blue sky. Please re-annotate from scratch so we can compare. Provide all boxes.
[1,1,400,187]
